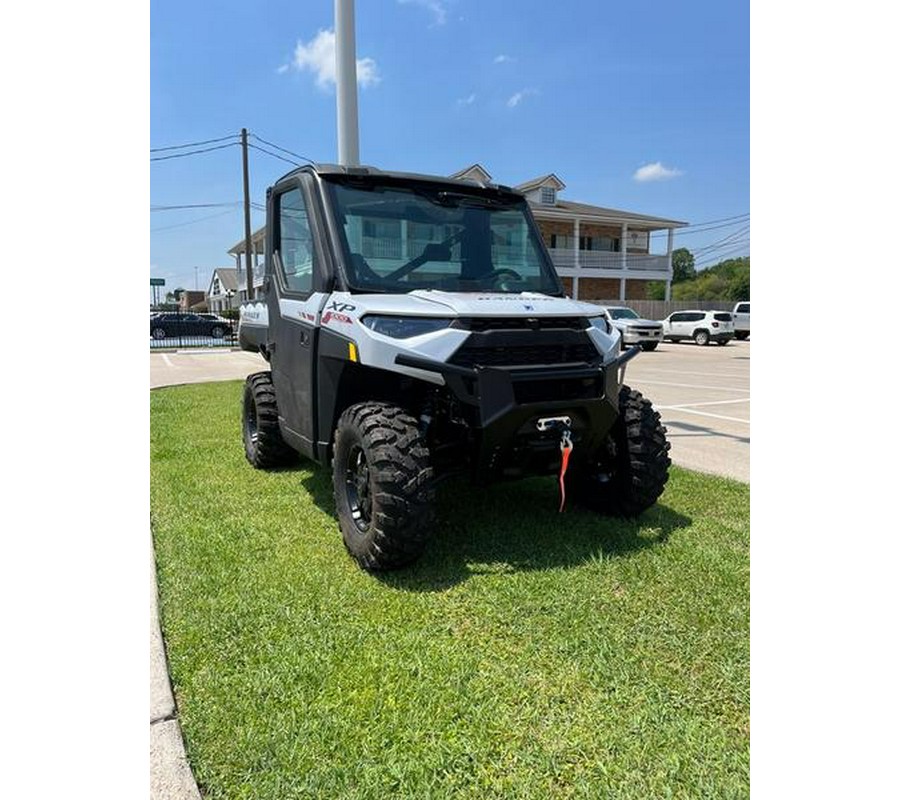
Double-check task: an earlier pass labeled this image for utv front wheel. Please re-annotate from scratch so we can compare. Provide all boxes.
[242,372,297,468]
[572,385,671,517]
[333,403,435,571]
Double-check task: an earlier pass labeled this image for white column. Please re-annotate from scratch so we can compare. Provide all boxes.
[620,223,628,301]
[335,0,360,166]
[665,227,674,301]
[573,217,580,299]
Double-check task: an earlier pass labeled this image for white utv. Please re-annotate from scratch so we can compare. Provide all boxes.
[239,164,671,570]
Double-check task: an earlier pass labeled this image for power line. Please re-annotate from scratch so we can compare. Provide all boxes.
[696,244,750,269]
[691,225,751,256]
[249,133,315,165]
[151,208,241,232]
[247,143,303,168]
[651,214,750,239]
[150,134,239,153]
[150,142,240,162]
[151,202,241,212]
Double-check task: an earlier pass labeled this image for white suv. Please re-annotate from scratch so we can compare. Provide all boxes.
[661,310,735,346]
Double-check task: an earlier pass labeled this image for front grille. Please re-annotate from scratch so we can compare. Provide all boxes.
[449,340,598,368]
[455,316,589,332]
[514,376,601,404]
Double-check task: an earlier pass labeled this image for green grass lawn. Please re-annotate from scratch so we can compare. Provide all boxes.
[151,381,749,799]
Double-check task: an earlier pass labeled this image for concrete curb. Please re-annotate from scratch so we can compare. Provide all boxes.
[150,534,202,800]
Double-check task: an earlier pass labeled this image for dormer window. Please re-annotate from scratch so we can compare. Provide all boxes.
[540,186,556,205]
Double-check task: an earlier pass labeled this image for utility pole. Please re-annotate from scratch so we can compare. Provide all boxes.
[241,128,254,299]
[335,0,360,166]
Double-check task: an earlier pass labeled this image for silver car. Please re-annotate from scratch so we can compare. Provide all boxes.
[597,306,664,351]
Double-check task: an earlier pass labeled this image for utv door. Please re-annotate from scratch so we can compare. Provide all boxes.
[265,179,324,458]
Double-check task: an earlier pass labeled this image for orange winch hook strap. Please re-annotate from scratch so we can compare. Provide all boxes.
[558,429,574,512]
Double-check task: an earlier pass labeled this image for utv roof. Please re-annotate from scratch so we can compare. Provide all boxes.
[274,163,518,195]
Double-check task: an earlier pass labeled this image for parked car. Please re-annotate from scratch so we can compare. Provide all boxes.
[732,301,750,340]
[597,306,664,351]
[150,312,233,340]
[661,310,734,346]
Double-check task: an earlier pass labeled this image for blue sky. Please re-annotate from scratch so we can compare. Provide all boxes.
[151,0,749,295]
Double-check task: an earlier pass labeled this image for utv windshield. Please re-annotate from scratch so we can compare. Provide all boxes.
[326,179,562,294]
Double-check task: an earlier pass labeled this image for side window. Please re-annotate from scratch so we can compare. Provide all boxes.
[276,187,316,295]
[737,303,749,313]
[670,313,685,323]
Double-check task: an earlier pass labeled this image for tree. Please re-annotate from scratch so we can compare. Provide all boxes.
[671,248,696,283]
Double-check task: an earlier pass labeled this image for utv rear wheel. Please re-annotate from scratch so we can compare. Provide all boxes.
[640,342,659,352]
[572,385,671,517]
[242,372,297,468]
[332,402,434,571]
[694,329,710,346]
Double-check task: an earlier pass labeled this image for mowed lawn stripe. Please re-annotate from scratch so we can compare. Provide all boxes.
[151,381,749,799]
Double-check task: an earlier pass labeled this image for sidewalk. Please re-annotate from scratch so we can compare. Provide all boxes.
[150,533,201,800]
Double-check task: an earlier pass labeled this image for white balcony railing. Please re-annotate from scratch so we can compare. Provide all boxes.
[547,248,669,272]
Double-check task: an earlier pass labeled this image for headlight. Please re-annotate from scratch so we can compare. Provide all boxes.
[360,315,453,339]
[588,316,612,334]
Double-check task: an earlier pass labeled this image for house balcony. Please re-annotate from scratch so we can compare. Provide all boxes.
[547,248,671,279]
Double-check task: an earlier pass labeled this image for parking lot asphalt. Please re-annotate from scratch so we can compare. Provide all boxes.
[624,339,750,483]
[150,340,749,483]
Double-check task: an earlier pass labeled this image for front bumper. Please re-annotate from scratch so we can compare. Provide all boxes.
[621,327,663,344]
[395,346,641,482]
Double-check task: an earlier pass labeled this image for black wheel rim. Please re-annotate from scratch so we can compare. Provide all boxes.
[344,444,372,533]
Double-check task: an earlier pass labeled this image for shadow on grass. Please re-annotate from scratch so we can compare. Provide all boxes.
[300,469,691,592]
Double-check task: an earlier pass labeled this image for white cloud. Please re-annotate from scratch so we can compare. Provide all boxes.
[494,54,513,63]
[507,88,537,108]
[633,162,684,182]
[289,29,380,91]
[457,93,476,107]
[276,63,289,74]
[398,0,447,26]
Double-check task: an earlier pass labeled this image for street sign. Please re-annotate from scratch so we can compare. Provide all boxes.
[150,277,166,287]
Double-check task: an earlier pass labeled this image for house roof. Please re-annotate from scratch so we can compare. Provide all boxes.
[515,173,566,193]
[533,198,688,229]
[228,226,266,256]
[448,163,493,183]
[208,267,239,294]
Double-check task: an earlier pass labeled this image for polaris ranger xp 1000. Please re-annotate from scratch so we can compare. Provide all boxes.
[239,164,671,570]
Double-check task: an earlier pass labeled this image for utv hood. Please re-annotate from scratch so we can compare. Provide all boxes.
[393,290,603,318]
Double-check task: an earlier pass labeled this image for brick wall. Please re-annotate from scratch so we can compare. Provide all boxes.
[559,278,656,301]
[576,278,621,300]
